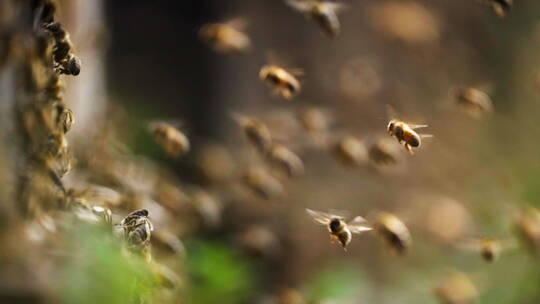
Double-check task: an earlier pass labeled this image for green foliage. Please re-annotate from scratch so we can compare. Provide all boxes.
[304,262,366,302]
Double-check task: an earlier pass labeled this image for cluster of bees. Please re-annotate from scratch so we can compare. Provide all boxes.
[3,0,532,303]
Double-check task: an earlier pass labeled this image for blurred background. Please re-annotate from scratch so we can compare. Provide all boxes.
[2,0,540,303]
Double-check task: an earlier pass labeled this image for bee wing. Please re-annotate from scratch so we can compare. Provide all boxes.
[327,2,348,13]
[285,0,313,13]
[410,124,428,129]
[455,239,482,252]
[348,216,372,234]
[385,104,398,120]
[420,134,434,138]
[306,208,342,225]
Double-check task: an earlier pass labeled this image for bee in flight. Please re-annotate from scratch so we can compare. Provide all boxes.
[199,18,251,54]
[457,238,516,263]
[481,0,512,18]
[306,208,372,250]
[259,65,302,100]
[285,0,346,38]
[387,119,432,154]
[372,212,411,255]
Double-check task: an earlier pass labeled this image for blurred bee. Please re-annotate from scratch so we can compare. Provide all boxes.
[199,19,251,54]
[56,105,74,133]
[306,209,372,250]
[43,22,81,76]
[285,0,346,38]
[242,166,285,199]
[454,87,493,118]
[515,206,540,256]
[332,135,368,167]
[481,0,512,18]
[387,119,431,154]
[368,137,401,166]
[237,225,282,258]
[119,209,154,261]
[457,238,515,262]
[233,114,273,153]
[259,65,302,100]
[267,144,304,178]
[435,271,478,304]
[296,107,329,135]
[197,144,235,183]
[372,212,411,255]
[149,122,190,158]
[190,190,222,228]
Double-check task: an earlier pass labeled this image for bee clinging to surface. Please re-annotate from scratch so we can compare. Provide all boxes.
[259,65,302,100]
[372,212,411,255]
[481,0,512,18]
[43,22,81,76]
[149,122,190,158]
[119,209,154,258]
[387,119,431,154]
[286,0,346,38]
[199,19,251,54]
[306,209,372,250]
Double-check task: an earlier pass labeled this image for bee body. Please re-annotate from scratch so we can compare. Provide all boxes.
[150,122,190,158]
[312,2,341,37]
[307,209,371,250]
[387,119,429,154]
[328,219,352,248]
[199,21,251,54]
[373,212,411,255]
[259,65,301,100]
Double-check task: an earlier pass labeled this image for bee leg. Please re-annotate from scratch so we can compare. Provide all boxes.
[405,144,414,155]
[280,88,292,100]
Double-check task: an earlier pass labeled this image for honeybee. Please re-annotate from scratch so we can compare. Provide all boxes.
[368,137,401,166]
[233,114,273,153]
[149,122,190,158]
[43,22,81,76]
[306,209,372,250]
[481,0,512,18]
[286,0,346,38]
[455,87,493,118]
[332,135,368,167]
[118,209,154,261]
[267,144,304,178]
[259,65,302,100]
[457,238,515,262]
[435,271,478,304]
[387,119,431,154]
[56,105,74,133]
[372,212,411,255]
[242,166,285,199]
[515,206,540,256]
[199,19,251,54]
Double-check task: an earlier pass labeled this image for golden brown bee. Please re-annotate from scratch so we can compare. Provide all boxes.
[43,22,81,76]
[233,114,273,153]
[259,65,302,100]
[242,166,285,199]
[457,238,515,262]
[149,122,190,158]
[515,206,540,256]
[435,271,478,304]
[306,209,372,250]
[368,137,402,166]
[119,209,154,261]
[199,19,251,54]
[481,0,512,18]
[372,212,411,255]
[387,119,431,154]
[332,135,368,167]
[286,0,345,38]
[267,144,304,178]
[296,107,329,134]
[57,105,74,133]
[197,144,235,183]
[455,87,493,118]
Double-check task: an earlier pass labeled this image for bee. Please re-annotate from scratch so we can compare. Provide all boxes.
[435,271,478,304]
[306,209,372,250]
[43,22,81,76]
[242,166,285,199]
[267,144,304,178]
[332,135,368,167]
[190,190,222,228]
[368,137,401,166]
[149,122,190,158]
[286,0,346,38]
[372,212,411,255]
[481,0,512,18]
[259,65,302,100]
[233,114,273,153]
[457,238,515,262]
[515,206,540,256]
[55,104,74,133]
[197,144,235,183]
[296,107,329,134]
[199,19,251,54]
[119,209,154,261]
[455,87,493,118]
[387,119,431,154]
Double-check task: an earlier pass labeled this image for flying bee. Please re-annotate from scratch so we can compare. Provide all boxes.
[387,119,431,154]
[267,144,304,178]
[199,19,251,54]
[242,166,285,200]
[149,122,190,158]
[306,209,372,250]
[368,137,402,166]
[332,135,368,167]
[481,0,512,18]
[286,0,346,38]
[233,114,273,153]
[372,212,411,255]
[43,22,81,76]
[259,65,302,100]
[435,271,478,304]
[119,209,154,260]
[454,87,493,118]
[515,206,540,256]
[457,238,515,262]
